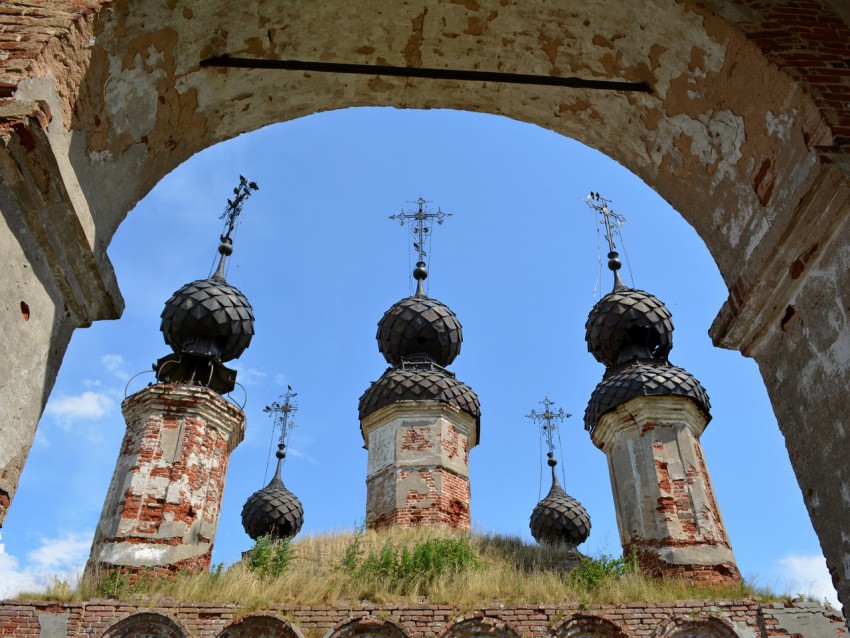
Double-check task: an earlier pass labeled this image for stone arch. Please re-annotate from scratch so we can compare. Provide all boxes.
[552,614,630,638]
[2,0,850,614]
[439,615,523,638]
[102,612,188,638]
[653,616,739,638]
[323,617,409,638]
[219,613,305,638]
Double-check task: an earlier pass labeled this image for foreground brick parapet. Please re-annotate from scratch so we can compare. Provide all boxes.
[86,384,245,580]
[0,599,843,638]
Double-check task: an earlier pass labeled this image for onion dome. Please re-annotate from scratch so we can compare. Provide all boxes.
[376,262,462,367]
[160,236,254,362]
[584,359,711,432]
[530,456,591,547]
[241,448,303,540]
[359,356,480,425]
[585,286,673,368]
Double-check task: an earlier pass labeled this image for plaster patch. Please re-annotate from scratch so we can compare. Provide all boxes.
[104,54,165,139]
[766,110,796,141]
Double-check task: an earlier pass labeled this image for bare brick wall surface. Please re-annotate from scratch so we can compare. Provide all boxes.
[0,599,844,638]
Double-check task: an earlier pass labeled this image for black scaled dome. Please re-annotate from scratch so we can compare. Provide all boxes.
[377,295,462,366]
[584,359,711,432]
[530,470,591,547]
[241,472,303,540]
[585,287,673,367]
[359,360,480,424]
[160,276,254,362]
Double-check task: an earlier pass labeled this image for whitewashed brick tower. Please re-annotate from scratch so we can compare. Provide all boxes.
[583,194,740,586]
[358,200,480,530]
[86,178,257,580]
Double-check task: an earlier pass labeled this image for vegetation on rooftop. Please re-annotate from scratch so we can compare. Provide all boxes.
[24,527,775,608]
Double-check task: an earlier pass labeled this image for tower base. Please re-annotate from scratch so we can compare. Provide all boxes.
[86,384,244,580]
[362,402,477,531]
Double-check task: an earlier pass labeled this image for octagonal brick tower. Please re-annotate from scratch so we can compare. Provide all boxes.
[583,243,740,586]
[86,180,256,581]
[359,261,480,530]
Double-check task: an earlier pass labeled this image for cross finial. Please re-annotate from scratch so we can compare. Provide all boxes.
[526,396,572,466]
[585,192,628,290]
[263,387,298,463]
[388,197,453,296]
[212,175,259,280]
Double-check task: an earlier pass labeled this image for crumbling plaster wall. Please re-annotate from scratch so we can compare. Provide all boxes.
[3,0,850,615]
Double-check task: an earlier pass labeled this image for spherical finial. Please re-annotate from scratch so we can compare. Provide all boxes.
[607,251,622,273]
[547,452,557,468]
[218,235,234,257]
[413,261,428,281]
[275,446,286,460]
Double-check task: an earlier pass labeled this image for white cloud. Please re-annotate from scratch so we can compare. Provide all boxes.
[231,364,267,386]
[274,373,288,386]
[0,530,92,598]
[778,553,840,608]
[101,354,128,379]
[286,447,317,464]
[44,391,114,424]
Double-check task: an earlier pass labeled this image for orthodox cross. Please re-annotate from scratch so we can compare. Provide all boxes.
[585,191,628,289]
[388,197,452,265]
[263,387,298,454]
[212,175,258,280]
[221,175,259,239]
[526,396,571,460]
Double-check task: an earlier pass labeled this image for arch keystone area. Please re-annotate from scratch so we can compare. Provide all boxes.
[323,617,409,638]
[219,613,305,638]
[102,611,188,638]
[552,614,630,638]
[2,0,850,615]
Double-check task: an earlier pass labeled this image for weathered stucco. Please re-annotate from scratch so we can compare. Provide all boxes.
[593,395,740,585]
[362,402,476,530]
[2,0,850,615]
[86,384,244,577]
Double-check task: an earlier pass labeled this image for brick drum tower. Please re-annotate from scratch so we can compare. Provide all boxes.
[582,195,740,586]
[86,178,258,579]
[358,199,480,530]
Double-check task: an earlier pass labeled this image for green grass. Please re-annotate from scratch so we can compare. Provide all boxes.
[21,527,779,607]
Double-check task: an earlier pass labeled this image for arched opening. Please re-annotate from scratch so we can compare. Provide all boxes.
[1,0,848,610]
[324,617,409,638]
[654,616,739,638]
[552,614,630,638]
[102,612,187,638]
[219,614,303,638]
[0,107,829,603]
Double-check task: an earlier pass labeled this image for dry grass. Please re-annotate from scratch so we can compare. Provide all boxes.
[28,528,773,607]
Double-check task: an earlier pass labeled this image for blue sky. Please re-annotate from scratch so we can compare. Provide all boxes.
[0,107,836,605]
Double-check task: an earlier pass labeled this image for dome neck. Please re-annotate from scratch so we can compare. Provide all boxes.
[608,250,627,292]
[550,464,562,491]
[413,261,428,297]
[212,235,233,281]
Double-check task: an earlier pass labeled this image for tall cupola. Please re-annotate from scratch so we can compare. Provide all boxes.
[156,176,258,394]
[526,398,590,549]
[581,193,740,587]
[359,198,480,530]
[86,177,257,582]
[242,388,304,541]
